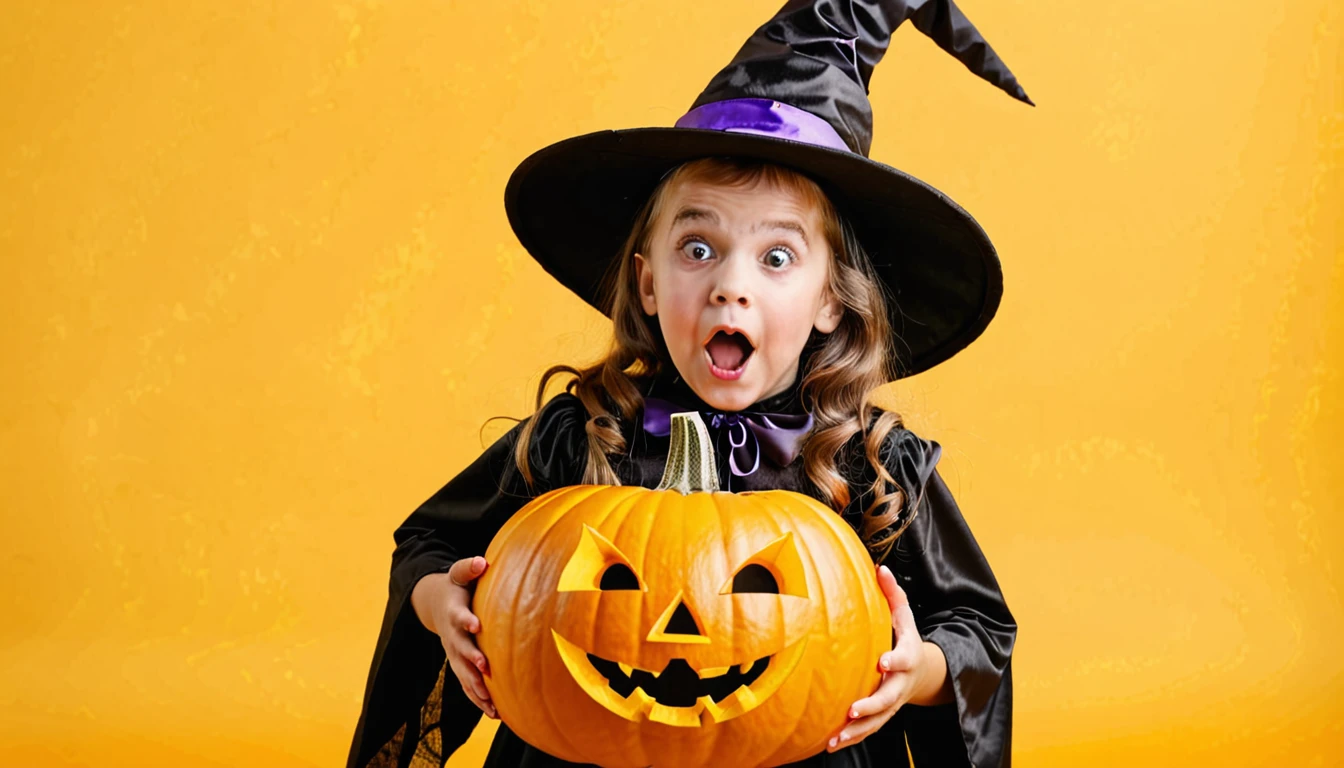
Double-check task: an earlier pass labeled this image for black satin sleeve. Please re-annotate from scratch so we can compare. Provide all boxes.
[879,430,1017,768]
[346,394,590,768]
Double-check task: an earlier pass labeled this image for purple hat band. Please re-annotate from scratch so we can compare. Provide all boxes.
[673,98,853,154]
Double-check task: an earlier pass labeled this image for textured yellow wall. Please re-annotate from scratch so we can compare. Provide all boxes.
[2,1,1340,765]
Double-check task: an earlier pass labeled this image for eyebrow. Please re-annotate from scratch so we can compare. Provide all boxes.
[755,218,810,247]
[669,206,810,247]
[670,206,719,227]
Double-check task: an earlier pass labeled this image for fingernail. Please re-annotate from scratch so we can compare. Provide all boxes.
[828,738,837,748]
[850,709,859,719]
[880,565,891,576]
[881,658,889,671]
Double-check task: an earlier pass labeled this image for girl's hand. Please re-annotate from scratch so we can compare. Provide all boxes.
[826,564,938,753]
[410,555,497,719]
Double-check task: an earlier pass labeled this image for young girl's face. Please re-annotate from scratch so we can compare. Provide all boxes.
[634,174,842,412]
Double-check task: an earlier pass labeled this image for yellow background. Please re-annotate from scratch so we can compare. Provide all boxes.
[2,0,1340,765]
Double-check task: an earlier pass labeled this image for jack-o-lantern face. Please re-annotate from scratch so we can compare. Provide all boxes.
[474,413,889,768]
[551,523,814,727]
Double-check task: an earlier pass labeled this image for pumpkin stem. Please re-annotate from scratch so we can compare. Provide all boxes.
[655,411,720,494]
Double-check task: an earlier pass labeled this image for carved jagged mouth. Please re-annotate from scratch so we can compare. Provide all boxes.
[586,653,770,707]
[552,630,808,727]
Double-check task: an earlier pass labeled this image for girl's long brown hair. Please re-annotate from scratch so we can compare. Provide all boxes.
[510,157,923,560]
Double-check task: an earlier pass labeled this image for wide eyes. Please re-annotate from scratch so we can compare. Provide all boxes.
[763,247,794,269]
[677,238,797,269]
[681,239,713,261]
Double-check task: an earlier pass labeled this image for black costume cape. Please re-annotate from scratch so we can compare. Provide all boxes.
[347,371,1015,768]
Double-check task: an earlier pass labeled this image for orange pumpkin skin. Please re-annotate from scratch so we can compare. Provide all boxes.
[473,481,891,768]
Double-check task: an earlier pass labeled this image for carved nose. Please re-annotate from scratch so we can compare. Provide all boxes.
[665,601,700,636]
[647,591,709,644]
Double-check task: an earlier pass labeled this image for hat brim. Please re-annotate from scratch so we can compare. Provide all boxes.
[504,127,1002,379]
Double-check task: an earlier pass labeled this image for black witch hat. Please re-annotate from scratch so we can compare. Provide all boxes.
[505,0,1032,378]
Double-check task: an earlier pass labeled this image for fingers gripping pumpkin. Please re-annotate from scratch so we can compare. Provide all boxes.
[473,412,890,767]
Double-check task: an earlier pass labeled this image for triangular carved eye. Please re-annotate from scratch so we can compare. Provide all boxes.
[558,525,645,592]
[719,532,808,599]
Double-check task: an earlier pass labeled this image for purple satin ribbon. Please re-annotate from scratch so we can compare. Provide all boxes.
[642,396,815,477]
[674,97,853,154]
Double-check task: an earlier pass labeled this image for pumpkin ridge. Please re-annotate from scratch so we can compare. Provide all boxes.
[634,488,667,764]
[781,493,830,743]
[744,493,789,665]
[763,494,791,669]
[512,503,585,760]
[705,487,732,710]
[538,629,599,762]
[540,488,644,760]
[595,488,653,684]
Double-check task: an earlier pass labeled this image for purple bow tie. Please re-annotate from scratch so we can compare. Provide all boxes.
[641,396,815,477]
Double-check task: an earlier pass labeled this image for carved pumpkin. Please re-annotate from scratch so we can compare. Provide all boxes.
[473,412,889,767]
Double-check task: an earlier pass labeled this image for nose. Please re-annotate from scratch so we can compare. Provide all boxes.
[711,255,752,308]
[647,590,710,644]
[665,601,700,636]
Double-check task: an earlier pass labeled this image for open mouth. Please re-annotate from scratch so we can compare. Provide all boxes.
[704,329,755,380]
[552,630,807,727]
[588,653,768,707]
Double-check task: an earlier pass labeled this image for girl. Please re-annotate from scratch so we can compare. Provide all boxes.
[348,1,1031,767]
